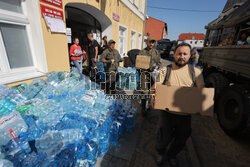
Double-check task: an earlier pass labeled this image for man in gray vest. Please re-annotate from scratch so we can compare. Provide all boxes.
[151,43,204,166]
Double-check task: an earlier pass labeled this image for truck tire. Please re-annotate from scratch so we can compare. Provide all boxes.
[217,85,250,138]
[205,73,229,110]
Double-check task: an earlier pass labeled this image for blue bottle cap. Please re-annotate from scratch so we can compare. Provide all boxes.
[62,92,68,97]
[48,95,54,99]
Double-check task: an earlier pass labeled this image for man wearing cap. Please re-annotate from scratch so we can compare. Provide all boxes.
[101,40,121,94]
[138,36,161,115]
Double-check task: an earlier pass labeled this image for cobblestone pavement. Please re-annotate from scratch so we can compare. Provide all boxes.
[129,110,192,167]
[191,115,250,167]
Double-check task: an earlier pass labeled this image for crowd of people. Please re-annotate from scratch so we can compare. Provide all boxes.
[69,33,204,167]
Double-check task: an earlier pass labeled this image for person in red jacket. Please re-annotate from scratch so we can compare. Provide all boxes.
[70,37,85,79]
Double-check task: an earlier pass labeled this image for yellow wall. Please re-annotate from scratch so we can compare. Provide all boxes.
[62,0,144,50]
[7,0,145,86]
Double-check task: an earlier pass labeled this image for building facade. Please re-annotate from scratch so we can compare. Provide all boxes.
[178,33,205,48]
[0,0,146,86]
[145,16,168,41]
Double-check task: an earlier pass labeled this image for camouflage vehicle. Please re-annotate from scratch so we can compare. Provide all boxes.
[200,0,250,137]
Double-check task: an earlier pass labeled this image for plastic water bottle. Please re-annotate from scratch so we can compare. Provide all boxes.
[11,83,27,94]
[98,120,110,155]
[0,99,16,117]
[19,152,43,167]
[35,130,64,158]
[60,129,83,146]
[109,121,121,146]
[8,93,27,105]
[22,79,46,100]
[2,133,31,158]
[0,159,13,167]
[0,85,12,101]
[0,111,28,146]
[16,100,36,114]
[86,140,98,166]
[151,69,160,82]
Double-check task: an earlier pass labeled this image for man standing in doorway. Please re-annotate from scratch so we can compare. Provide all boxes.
[101,40,121,94]
[87,32,99,80]
[138,36,161,116]
[151,43,204,166]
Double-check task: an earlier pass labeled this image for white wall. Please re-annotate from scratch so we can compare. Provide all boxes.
[178,40,204,48]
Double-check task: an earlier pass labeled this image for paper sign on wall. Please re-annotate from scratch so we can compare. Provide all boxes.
[66,28,72,36]
[40,0,63,8]
[67,36,72,43]
[44,15,66,33]
[40,4,64,19]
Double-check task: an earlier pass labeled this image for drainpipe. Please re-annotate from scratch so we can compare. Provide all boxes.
[142,0,147,49]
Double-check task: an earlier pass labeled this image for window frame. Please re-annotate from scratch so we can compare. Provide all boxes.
[0,0,47,85]
[130,29,137,50]
[118,24,128,58]
[138,33,142,49]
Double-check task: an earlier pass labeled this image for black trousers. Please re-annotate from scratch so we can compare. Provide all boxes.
[156,110,191,158]
[105,72,117,94]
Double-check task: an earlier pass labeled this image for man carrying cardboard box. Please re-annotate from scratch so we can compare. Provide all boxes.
[151,43,205,166]
[138,36,161,115]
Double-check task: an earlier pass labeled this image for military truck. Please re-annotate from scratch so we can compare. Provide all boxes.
[200,0,250,137]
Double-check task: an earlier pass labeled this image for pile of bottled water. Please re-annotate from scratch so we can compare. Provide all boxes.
[0,71,137,167]
[117,67,138,90]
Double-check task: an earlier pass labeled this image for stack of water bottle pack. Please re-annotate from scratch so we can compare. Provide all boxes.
[116,67,139,90]
[96,62,106,81]
[0,71,138,167]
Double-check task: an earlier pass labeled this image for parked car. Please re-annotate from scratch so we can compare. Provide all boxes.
[156,39,173,60]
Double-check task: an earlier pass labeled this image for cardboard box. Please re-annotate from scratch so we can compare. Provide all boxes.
[154,85,214,117]
[135,55,151,69]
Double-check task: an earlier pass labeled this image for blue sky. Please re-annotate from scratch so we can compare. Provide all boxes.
[146,0,228,40]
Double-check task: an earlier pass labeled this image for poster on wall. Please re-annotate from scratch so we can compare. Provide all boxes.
[96,32,101,44]
[40,4,63,19]
[66,28,72,36]
[67,36,72,43]
[44,15,66,33]
[40,0,63,8]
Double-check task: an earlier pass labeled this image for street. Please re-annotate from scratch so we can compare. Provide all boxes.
[192,115,250,167]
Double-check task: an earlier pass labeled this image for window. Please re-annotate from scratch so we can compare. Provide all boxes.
[130,30,136,49]
[190,41,193,44]
[140,0,145,13]
[143,36,147,48]
[119,25,128,57]
[0,0,47,84]
[0,0,22,13]
[138,33,142,49]
[195,41,197,44]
